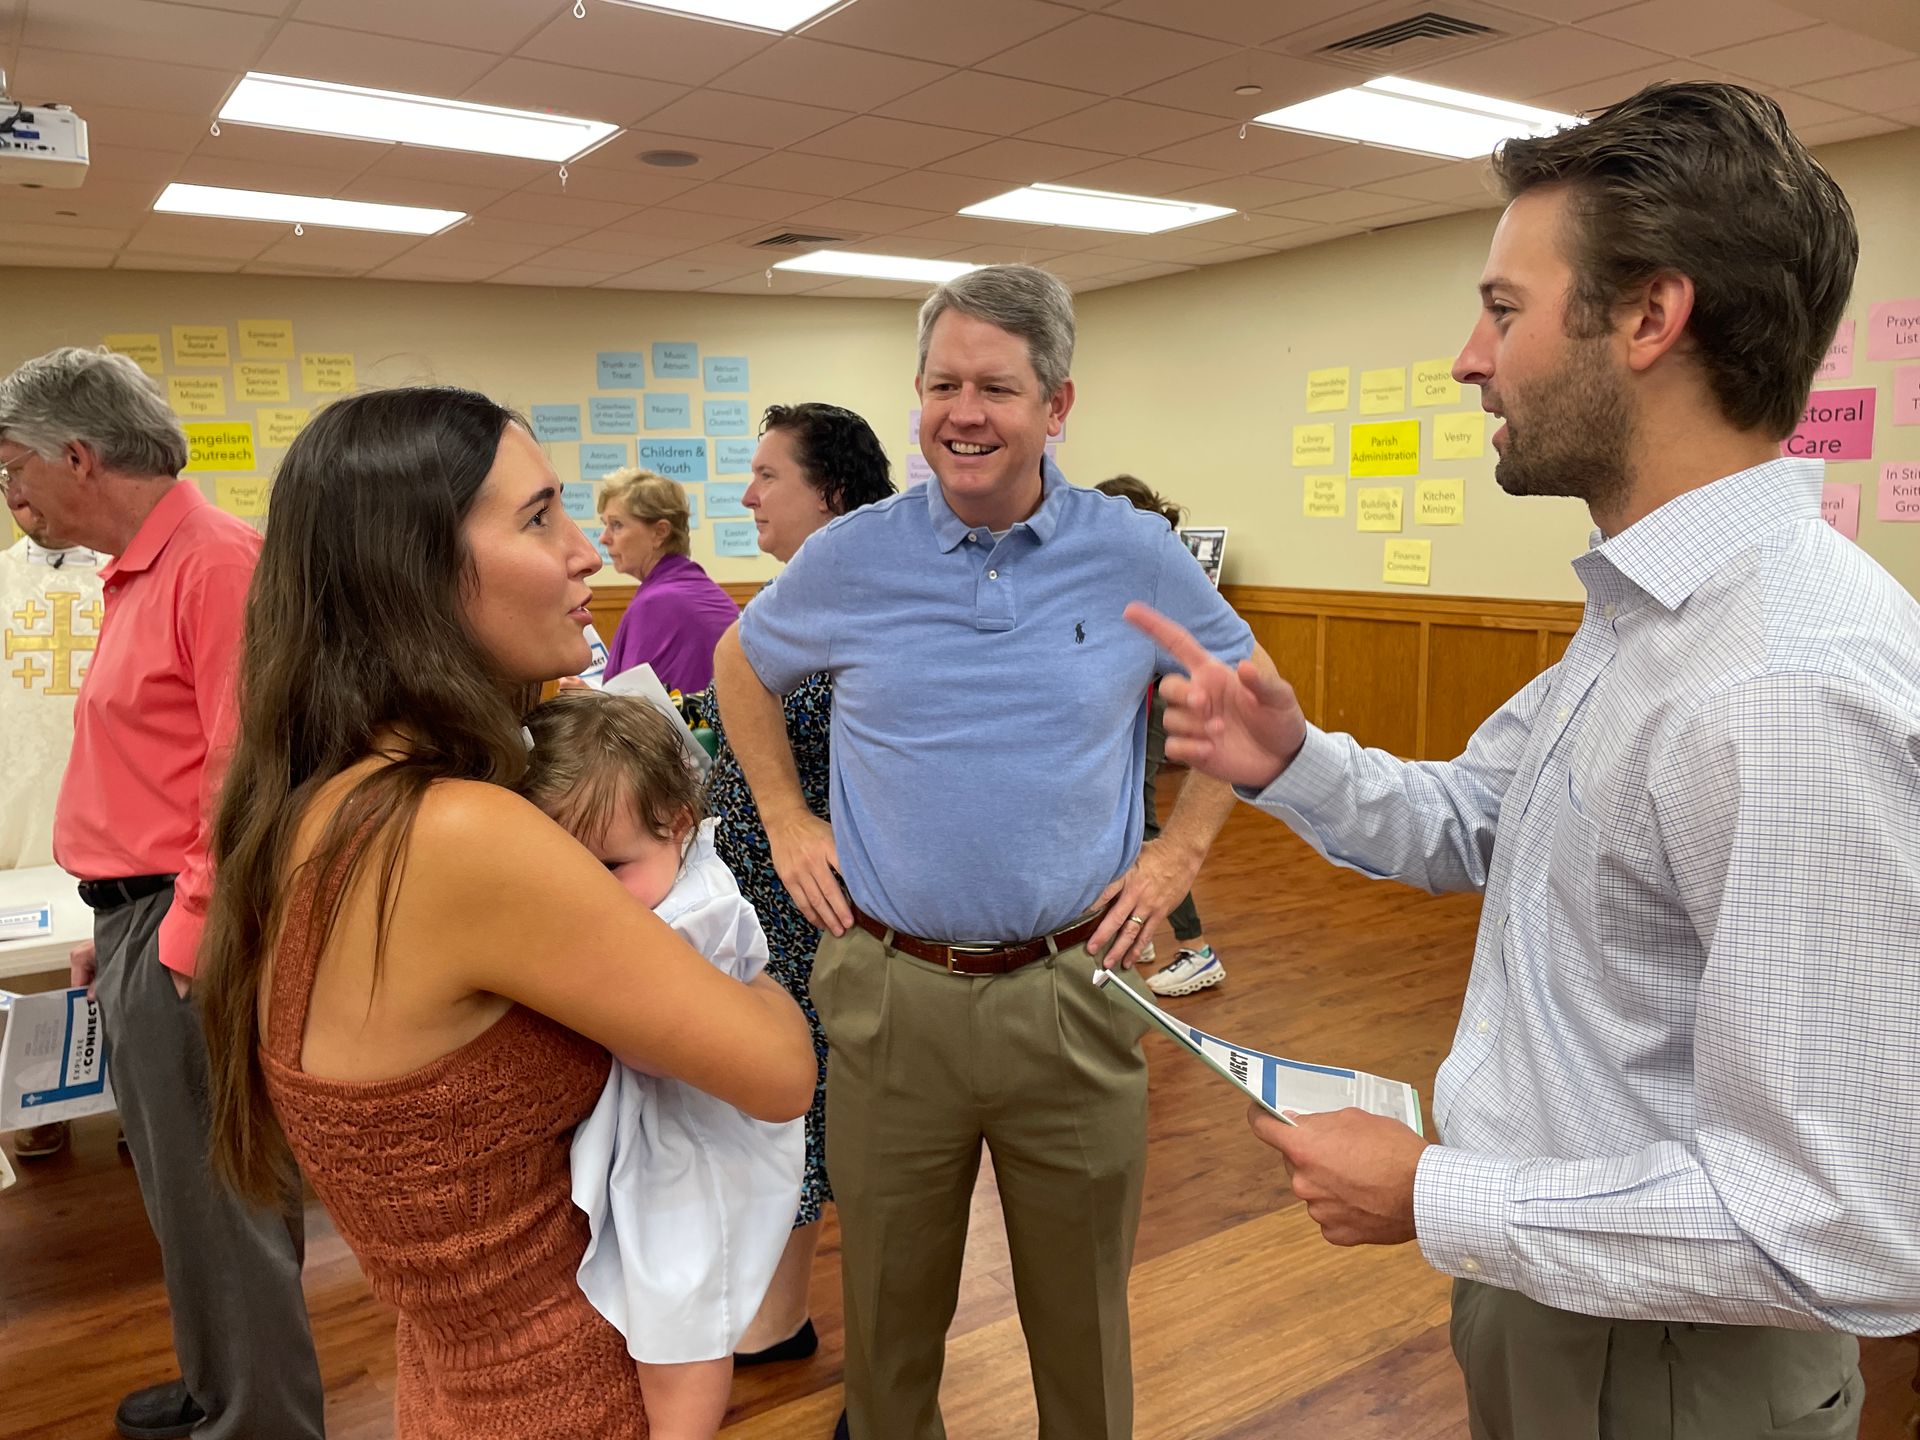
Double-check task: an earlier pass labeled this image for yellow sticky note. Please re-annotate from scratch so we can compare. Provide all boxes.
[215,477,270,517]
[258,408,311,448]
[302,353,356,393]
[1356,486,1404,532]
[1433,411,1485,460]
[1413,358,1460,406]
[172,325,230,366]
[103,333,164,377]
[1292,423,1335,467]
[1350,420,1420,478]
[1303,474,1345,518]
[167,374,226,417]
[1383,539,1432,586]
[1359,367,1406,415]
[236,362,290,403]
[183,422,257,474]
[1416,478,1466,526]
[1305,366,1350,413]
[238,319,294,360]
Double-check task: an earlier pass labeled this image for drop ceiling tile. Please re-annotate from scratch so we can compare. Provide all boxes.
[571,131,770,182]
[953,242,1071,267]
[877,70,1105,132]
[1469,0,1621,19]
[1130,51,1353,120]
[1527,62,1714,114]
[1076,260,1196,289]
[460,58,687,129]
[116,253,246,273]
[708,37,951,111]
[1260,144,1446,187]
[1205,211,1319,244]
[2,184,160,230]
[128,213,285,259]
[253,23,500,94]
[1263,188,1414,223]
[187,125,392,176]
[243,259,381,276]
[368,256,514,282]
[558,227,699,261]
[81,142,186,185]
[799,278,930,299]
[1081,230,1235,263]
[723,151,903,198]
[803,0,1075,68]
[141,0,286,13]
[1035,250,1144,278]
[791,116,987,168]
[474,190,636,229]
[253,230,423,264]
[172,154,361,197]
[488,263,623,287]
[291,0,550,53]
[655,181,822,221]
[1408,31,1674,97]
[515,5,777,86]
[350,146,557,191]
[1056,157,1232,196]
[1697,25,1917,87]
[1168,175,1330,211]
[1767,90,1865,128]
[598,257,758,290]
[928,137,1122,183]
[447,215,594,247]
[897,213,1081,246]
[1797,114,1908,145]
[784,197,944,233]
[1358,160,1500,204]
[703,270,832,294]
[1798,59,1920,112]
[1099,0,1301,46]
[60,103,209,155]
[1577,0,1817,57]
[847,169,1011,212]
[602,207,760,242]
[25,0,275,69]
[515,243,660,274]
[0,220,135,249]
[640,90,853,148]
[395,233,553,265]
[978,14,1234,94]
[1145,123,1343,171]
[12,46,236,115]
[511,168,700,209]
[1021,98,1222,155]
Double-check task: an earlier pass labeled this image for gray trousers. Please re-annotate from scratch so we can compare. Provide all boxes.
[95,887,324,1440]
[1451,1279,1863,1440]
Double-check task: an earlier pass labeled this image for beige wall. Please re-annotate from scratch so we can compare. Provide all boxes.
[1071,127,1920,601]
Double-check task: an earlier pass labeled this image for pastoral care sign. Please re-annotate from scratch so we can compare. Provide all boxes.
[1781,388,1875,461]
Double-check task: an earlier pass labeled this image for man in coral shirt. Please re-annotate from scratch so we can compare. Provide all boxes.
[0,349,322,1440]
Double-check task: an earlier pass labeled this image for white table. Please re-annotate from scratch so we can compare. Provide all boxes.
[0,865,89,981]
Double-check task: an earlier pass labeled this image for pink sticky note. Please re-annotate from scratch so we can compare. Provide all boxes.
[1820,482,1860,540]
[1815,320,1854,380]
[1781,387,1875,461]
[1894,367,1920,427]
[908,408,921,447]
[1879,462,1920,523]
[906,452,934,487]
[1868,298,1920,362]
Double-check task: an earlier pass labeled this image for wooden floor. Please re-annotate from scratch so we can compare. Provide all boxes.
[3,782,1915,1438]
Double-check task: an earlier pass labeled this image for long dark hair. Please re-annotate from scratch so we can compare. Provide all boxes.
[760,402,895,515]
[200,386,535,1202]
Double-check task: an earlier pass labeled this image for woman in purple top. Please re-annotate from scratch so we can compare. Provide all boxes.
[597,468,739,692]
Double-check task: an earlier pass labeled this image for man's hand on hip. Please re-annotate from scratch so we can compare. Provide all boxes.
[1087,838,1203,970]
[767,810,852,936]
[1249,1103,1429,1247]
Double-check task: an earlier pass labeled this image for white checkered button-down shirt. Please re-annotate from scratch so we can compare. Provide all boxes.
[1249,458,1920,1335]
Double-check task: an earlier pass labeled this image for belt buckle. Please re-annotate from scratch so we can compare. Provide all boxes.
[944,941,1000,973]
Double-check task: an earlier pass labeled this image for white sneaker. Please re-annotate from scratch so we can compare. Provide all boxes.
[1145,946,1223,997]
[1138,941,1155,967]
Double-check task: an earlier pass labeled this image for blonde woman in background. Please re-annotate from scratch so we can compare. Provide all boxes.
[598,468,738,692]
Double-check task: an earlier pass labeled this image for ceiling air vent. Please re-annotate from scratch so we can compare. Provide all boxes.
[1323,12,1494,55]
[751,230,853,249]
[1281,4,1521,76]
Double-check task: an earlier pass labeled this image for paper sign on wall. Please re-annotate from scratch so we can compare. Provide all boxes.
[715,439,754,474]
[1383,539,1432,586]
[1303,475,1344,518]
[103,333,163,376]
[1349,421,1420,478]
[532,405,582,443]
[183,423,257,473]
[1305,367,1350,413]
[590,396,638,434]
[638,439,708,482]
[704,357,749,392]
[1356,486,1404,532]
[236,362,289,403]
[167,375,226,417]
[301,353,355,393]
[580,442,629,479]
[1412,358,1459,407]
[1880,462,1920,523]
[908,408,921,448]
[561,483,596,520]
[704,400,750,436]
[1781,388,1874,461]
[713,520,759,557]
[645,393,692,430]
[1359,367,1406,415]
[238,320,294,360]
[258,408,309,447]
[705,482,750,518]
[652,343,698,379]
[1292,424,1334,467]
[1893,367,1920,426]
[1433,411,1484,460]
[598,352,646,388]
[1820,482,1860,540]
[1416,479,1465,526]
[1867,298,1920,362]
[906,453,934,487]
[172,325,230,366]
[1815,320,1855,381]
[215,478,270,517]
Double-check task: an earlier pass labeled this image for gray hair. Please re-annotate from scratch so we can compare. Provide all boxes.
[916,264,1075,398]
[0,346,189,478]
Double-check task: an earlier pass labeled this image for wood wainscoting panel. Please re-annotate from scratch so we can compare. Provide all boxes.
[1323,616,1423,756]
[1424,622,1545,761]
[1243,611,1319,722]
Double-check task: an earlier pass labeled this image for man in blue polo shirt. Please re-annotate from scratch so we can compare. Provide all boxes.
[714,264,1268,1440]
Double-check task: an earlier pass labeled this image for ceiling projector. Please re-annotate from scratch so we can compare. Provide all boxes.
[0,71,89,189]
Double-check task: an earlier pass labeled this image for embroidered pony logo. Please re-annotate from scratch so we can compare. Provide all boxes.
[1074,622,1085,644]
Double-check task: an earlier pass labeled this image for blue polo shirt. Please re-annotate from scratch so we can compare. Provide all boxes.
[739,462,1254,942]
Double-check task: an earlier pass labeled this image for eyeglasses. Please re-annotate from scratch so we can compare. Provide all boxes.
[0,447,32,496]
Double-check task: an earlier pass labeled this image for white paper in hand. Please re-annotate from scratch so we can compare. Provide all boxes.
[0,987,117,1129]
[600,663,712,778]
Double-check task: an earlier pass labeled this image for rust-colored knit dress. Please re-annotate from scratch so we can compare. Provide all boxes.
[259,873,650,1439]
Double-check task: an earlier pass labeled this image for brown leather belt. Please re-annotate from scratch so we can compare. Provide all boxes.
[849,904,1104,976]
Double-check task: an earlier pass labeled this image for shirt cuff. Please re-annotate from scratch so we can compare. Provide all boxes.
[1414,1144,1522,1285]
[156,895,203,979]
[1234,724,1348,814]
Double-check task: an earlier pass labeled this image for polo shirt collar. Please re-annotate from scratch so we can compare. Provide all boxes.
[100,480,204,583]
[927,454,1069,553]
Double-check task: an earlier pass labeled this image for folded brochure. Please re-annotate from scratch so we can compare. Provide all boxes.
[1092,967,1423,1134]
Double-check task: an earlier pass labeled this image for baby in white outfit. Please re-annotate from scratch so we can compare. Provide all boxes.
[519,692,804,1440]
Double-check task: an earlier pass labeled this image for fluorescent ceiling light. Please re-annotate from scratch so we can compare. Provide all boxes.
[772,250,978,283]
[959,184,1233,235]
[1252,76,1579,160]
[598,0,845,32]
[154,183,464,236]
[220,73,618,162]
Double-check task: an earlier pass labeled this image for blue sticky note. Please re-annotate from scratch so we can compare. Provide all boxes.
[580,442,629,480]
[652,342,698,380]
[704,356,749,392]
[590,396,637,434]
[532,405,581,443]
[561,482,596,520]
[645,393,692,430]
[705,481,750,518]
[715,438,754,474]
[597,352,645,388]
[704,400,750,436]
[637,438,708,482]
[713,520,759,558]
[581,524,613,564]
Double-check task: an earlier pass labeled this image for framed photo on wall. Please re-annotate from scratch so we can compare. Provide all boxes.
[1178,527,1227,587]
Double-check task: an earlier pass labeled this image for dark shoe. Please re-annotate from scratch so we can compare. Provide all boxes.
[114,1379,204,1439]
[832,1410,849,1440]
[13,1121,68,1158]
[735,1317,818,1366]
